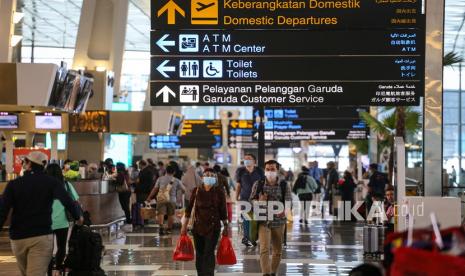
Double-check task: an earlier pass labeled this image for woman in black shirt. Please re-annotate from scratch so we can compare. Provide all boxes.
[181,168,228,276]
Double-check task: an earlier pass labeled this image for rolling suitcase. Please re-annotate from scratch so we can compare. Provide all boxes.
[363,223,385,258]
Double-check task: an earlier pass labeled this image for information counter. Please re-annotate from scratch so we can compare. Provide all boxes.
[72,179,124,225]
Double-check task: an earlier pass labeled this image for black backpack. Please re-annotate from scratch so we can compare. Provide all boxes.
[65,225,106,276]
[292,174,308,194]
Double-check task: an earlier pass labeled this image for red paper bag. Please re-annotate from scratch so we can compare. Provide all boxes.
[173,234,195,261]
[390,247,465,276]
[216,235,237,265]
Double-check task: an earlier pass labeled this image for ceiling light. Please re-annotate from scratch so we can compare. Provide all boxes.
[96,66,106,72]
[10,35,22,47]
[13,12,24,24]
[31,110,40,113]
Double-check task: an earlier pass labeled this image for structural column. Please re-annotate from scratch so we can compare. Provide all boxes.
[423,0,445,196]
[369,107,378,164]
[73,0,129,97]
[0,0,16,62]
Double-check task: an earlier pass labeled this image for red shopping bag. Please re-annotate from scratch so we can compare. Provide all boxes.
[173,234,195,261]
[390,247,465,276]
[216,235,237,265]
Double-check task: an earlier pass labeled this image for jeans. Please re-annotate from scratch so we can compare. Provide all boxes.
[193,229,220,276]
[48,227,69,275]
[118,191,132,223]
[11,234,54,276]
[259,224,285,274]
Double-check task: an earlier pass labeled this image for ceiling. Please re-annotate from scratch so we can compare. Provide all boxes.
[17,0,465,57]
[19,0,150,51]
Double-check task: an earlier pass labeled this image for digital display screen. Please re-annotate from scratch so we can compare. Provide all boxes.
[256,106,368,141]
[35,113,62,130]
[0,112,18,129]
[150,120,222,149]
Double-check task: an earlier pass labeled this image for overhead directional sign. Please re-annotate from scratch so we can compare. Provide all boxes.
[228,120,256,149]
[150,119,222,149]
[253,106,369,141]
[151,0,425,106]
[152,0,422,30]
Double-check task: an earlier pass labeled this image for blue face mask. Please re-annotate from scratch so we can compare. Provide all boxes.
[203,177,216,186]
[244,160,253,167]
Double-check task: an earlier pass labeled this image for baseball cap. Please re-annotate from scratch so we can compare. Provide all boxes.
[24,151,48,165]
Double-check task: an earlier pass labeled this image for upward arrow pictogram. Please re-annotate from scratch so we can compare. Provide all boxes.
[157,0,185,25]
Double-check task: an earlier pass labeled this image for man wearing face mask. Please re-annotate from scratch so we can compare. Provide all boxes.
[250,160,292,276]
[235,153,264,246]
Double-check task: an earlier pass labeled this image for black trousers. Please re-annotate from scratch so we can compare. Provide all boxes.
[118,191,132,223]
[193,229,220,276]
[48,227,69,275]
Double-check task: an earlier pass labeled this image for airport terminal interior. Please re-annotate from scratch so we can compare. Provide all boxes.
[1,0,465,275]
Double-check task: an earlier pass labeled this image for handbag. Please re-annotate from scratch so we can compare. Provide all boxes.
[115,175,130,193]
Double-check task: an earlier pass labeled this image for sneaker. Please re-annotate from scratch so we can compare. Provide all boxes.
[165,229,172,235]
[251,241,257,247]
[304,220,309,225]
[242,238,252,247]
[159,228,165,236]
[299,219,303,223]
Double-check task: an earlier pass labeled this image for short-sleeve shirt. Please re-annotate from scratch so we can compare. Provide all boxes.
[155,175,184,203]
[235,166,264,200]
[52,181,79,231]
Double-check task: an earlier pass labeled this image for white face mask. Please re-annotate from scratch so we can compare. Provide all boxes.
[265,171,278,180]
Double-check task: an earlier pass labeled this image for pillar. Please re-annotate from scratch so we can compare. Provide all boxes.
[3,132,14,174]
[423,0,445,196]
[25,132,34,148]
[0,0,16,62]
[73,0,129,97]
[369,107,378,164]
[50,132,58,162]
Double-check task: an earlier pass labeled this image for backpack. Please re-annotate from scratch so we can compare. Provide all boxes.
[292,174,308,194]
[157,180,173,203]
[65,225,105,275]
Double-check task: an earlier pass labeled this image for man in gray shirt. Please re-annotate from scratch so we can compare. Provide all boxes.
[147,166,185,235]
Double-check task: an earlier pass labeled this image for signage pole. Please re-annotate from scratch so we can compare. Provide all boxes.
[257,106,265,168]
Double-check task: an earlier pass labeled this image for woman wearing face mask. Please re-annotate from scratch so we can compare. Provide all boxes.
[181,168,228,276]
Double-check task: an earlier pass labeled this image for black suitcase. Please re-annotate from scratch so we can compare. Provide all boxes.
[65,225,106,275]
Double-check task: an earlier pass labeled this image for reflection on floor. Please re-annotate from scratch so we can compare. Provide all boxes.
[0,215,366,276]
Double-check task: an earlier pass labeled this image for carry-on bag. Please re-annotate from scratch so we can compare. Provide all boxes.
[65,225,106,276]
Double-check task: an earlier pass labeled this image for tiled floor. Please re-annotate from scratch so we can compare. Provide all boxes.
[0,213,366,276]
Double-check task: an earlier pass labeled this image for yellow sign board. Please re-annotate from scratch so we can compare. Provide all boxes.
[191,0,218,25]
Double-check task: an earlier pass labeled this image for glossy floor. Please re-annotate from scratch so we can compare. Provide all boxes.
[0,214,366,276]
